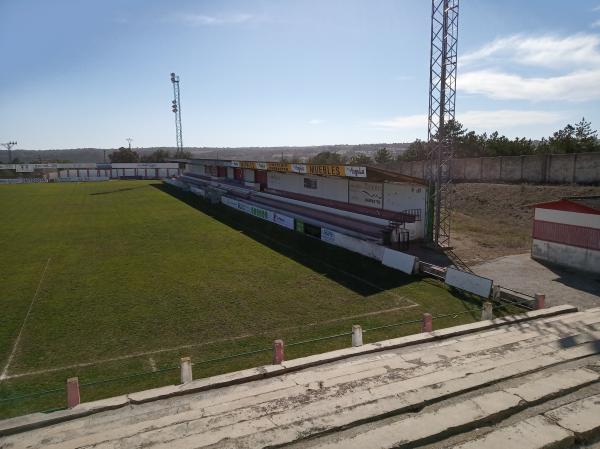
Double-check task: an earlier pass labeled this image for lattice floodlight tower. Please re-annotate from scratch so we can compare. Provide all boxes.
[1,141,17,164]
[170,72,184,158]
[427,0,459,247]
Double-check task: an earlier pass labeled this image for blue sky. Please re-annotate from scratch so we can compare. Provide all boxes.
[1,0,600,149]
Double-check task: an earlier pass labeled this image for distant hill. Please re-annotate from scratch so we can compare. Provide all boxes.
[5,143,410,163]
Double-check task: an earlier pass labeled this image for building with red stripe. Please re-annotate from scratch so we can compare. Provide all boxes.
[530,196,600,273]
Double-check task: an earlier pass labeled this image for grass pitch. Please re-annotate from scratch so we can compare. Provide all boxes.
[0,180,486,418]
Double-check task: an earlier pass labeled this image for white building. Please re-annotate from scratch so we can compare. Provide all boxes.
[531,196,600,273]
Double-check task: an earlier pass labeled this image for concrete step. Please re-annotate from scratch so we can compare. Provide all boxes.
[62,328,599,448]
[286,367,599,449]
[452,393,600,449]
[3,308,599,449]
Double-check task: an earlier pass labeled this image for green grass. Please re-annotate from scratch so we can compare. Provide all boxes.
[0,180,497,419]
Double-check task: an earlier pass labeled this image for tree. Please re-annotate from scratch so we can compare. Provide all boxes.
[374,147,392,164]
[309,151,346,165]
[349,153,372,165]
[400,139,428,161]
[141,149,171,163]
[109,147,140,163]
[574,117,599,152]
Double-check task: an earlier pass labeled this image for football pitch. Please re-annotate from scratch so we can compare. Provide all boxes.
[0,180,487,418]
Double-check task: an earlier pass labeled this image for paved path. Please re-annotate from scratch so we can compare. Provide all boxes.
[2,307,600,448]
[474,253,600,310]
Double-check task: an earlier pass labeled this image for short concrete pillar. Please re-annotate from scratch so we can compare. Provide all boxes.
[481,302,493,321]
[180,357,193,384]
[273,339,284,365]
[535,293,545,310]
[421,313,433,333]
[352,325,363,347]
[66,377,80,409]
[492,284,501,300]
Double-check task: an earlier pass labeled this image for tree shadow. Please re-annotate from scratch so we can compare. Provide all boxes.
[153,183,426,297]
[89,185,148,196]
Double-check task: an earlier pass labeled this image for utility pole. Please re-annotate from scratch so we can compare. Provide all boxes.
[1,141,17,164]
[170,72,184,158]
[426,0,459,248]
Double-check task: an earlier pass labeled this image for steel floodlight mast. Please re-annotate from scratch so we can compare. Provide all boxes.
[1,141,17,164]
[427,0,459,248]
[170,72,184,158]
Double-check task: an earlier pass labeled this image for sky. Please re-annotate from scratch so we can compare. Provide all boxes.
[1,0,600,150]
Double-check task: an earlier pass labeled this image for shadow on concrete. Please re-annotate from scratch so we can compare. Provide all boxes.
[153,183,430,298]
[536,259,600,298]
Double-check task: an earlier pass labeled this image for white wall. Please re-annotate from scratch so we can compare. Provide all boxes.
[267,172,348,203]
[383,182,426,212]
[348,181,383,209]
[535,208,600,230]
[383,182,427,239]
[532,239,600,274]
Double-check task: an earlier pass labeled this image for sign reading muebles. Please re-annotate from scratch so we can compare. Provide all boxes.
[232,161,367,178]
[220,197,295,230]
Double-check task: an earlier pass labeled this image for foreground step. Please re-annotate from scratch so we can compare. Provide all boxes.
[269,367,600,449]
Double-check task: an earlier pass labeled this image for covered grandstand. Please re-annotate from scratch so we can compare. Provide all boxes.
[167,159,428,267]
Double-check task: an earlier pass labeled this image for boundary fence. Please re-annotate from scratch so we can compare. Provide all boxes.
[0,296,540,418]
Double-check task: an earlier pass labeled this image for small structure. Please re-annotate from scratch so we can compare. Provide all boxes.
[530,196,600,274]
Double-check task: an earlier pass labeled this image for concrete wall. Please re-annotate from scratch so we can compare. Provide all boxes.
[531,239,600,274]
[394,152,600,184]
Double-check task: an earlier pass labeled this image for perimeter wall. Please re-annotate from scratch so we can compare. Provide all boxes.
[394,152,600,184]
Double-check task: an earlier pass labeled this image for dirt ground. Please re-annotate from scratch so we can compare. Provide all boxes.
[450,183,600,266]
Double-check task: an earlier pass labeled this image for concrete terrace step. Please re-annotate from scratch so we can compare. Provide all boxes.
[287,367,599,449]
[452,393,600,449]
[2,306,600,449]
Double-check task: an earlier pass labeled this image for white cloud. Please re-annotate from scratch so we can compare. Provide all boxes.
[461,33,600,68]
[370,110,565,130]
[175,13,257,26]
[459,69,600,101]
[592,19,600,28]
[308,119,324,125]
[370,114,426,129]
[459,33,600,102]
[458,110,565,128]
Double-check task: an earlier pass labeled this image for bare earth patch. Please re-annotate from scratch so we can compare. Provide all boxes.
[451,183,600,266]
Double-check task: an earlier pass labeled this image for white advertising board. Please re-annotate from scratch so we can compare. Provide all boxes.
[382,248,417,274]
[344,166,367,178]
[291,164,307,174]
[321,228,385,261]
[445,267,493,298]
[273,213,295,230]
[15,164,35,172]
[349,181,383,209]
[190,186,206,197]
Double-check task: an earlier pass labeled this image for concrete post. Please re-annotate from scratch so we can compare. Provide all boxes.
[273,339,284,365]
[421,313,433,333]
[535,293,545,310]
[481,302,493,321]
[180,357,193,384]
[66,377,80,409]
[352,325,363,347]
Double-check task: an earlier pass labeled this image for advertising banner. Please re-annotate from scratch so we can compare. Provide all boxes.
[273,213,295,230]
[15,164,35,172]
[349,181,383,209]
[445,267,493,298]
[382,248,417,274]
